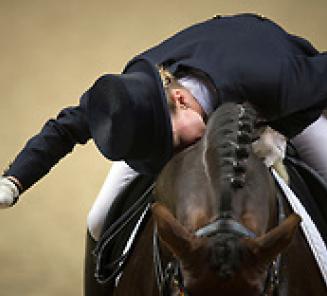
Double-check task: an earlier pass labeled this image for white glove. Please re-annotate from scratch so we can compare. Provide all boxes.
[252,126,287,167]
[0,177,19,209]
[252,127,289,183]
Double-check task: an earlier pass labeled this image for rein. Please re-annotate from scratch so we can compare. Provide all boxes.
[93,182,155,284]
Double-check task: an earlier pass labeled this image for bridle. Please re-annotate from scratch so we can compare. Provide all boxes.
[153,178,286,296]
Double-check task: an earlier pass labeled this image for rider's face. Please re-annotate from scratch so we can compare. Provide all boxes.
[170,88,206,150]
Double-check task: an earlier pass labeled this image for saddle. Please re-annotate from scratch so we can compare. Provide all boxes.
[285,146,327,244]
[84,174,155,295]
[84,147,327,295]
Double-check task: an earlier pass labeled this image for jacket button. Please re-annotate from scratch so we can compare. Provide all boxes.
[213,14,222,19]
[255,14,266,20]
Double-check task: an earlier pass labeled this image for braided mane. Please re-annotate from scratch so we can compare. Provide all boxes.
[204,102,257,214]
[203,102,257,278]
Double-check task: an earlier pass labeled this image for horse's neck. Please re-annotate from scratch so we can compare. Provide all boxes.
[156,144,216,230]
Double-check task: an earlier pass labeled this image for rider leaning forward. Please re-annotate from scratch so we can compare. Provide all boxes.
[1,13,327,242]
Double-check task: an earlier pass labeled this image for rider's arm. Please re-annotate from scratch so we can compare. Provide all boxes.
[2,91,91,193]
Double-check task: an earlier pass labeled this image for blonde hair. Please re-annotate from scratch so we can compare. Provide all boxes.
[158,66,184,113]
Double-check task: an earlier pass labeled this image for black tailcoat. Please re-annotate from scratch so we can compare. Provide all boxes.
[5,13,327,189]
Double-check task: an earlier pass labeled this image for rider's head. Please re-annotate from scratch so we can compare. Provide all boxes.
[88,62,217,175]
[160,68,207,150]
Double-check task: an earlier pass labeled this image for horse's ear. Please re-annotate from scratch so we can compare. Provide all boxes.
[152,202,195,259]
[246,213,301,266]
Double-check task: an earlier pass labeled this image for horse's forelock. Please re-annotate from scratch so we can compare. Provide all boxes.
[209,233,245,279]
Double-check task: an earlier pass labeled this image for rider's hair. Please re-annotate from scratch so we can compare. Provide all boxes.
[158,66,184,114]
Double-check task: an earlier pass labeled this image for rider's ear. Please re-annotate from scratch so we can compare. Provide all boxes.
[244,213,301,267]
[152,202,197,259]
[170,89,187,109]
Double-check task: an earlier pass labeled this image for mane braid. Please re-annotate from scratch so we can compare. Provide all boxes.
[204,102,257,216]
[204,102,257,278]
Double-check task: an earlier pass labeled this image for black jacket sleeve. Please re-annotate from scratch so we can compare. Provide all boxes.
[3,92,91,191]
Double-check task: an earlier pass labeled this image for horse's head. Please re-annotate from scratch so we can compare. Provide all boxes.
[153,103,300,296]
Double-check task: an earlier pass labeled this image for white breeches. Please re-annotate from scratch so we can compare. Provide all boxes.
[292,115,327,183]
[87,161,139,241]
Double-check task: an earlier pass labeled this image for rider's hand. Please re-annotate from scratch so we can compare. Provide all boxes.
[252,126,287,167]
[0,177,20,209]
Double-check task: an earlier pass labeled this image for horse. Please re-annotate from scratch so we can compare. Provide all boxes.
[85,102,327,295]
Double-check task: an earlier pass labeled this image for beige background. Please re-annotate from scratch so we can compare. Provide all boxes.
[0,0,326,295]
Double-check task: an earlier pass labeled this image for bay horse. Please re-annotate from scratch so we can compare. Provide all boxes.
[87,102,327,295]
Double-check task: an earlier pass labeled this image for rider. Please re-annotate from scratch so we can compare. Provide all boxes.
[1,13,327,243]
